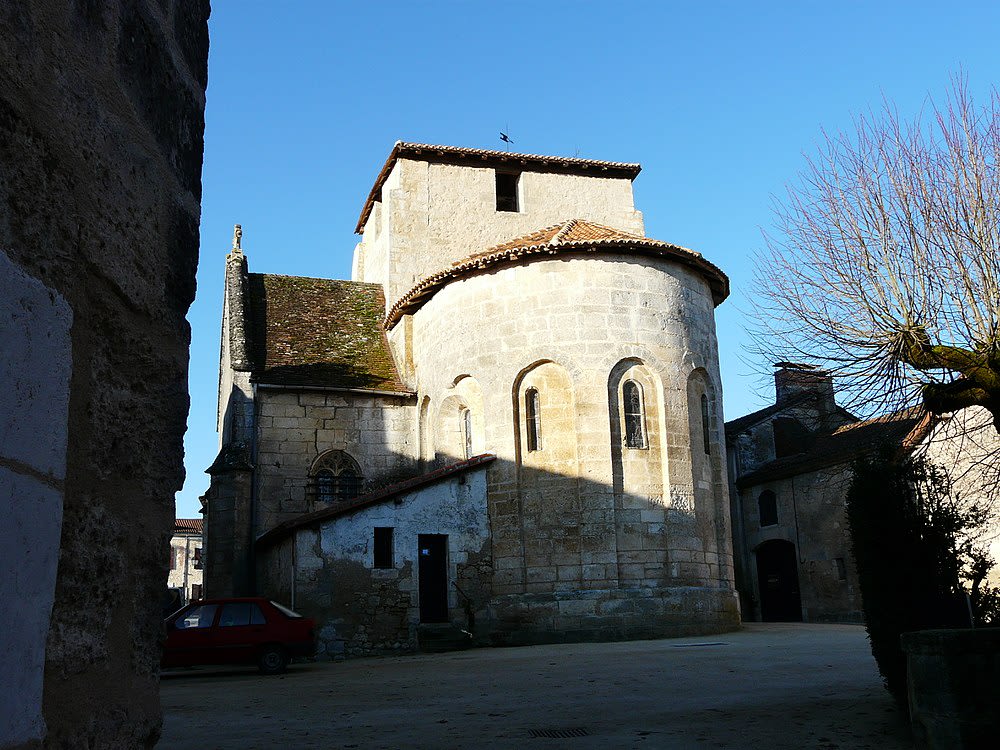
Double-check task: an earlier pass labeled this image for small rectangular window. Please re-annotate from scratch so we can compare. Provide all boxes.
[525,388,542,451]
[374,527,394,569]
[496,172,519,212]
[835,557,847,581]
[193,547,203,569]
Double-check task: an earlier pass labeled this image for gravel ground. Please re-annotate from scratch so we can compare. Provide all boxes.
[158,623,913,749]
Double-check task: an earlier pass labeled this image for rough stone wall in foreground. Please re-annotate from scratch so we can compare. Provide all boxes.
[0,2,208,747]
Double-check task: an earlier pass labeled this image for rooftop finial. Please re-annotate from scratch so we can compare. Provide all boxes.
[232,224,243,252]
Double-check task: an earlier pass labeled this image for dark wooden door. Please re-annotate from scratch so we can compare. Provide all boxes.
[756,540,803,622]
[418,534,449,623]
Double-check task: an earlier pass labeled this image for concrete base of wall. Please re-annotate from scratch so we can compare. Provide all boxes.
[901,628,1000,750]
[484,586,741,646]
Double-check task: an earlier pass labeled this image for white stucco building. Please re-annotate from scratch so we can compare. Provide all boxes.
[204,142,740,656]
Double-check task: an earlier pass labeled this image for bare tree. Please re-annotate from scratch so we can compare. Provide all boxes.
[750,79,1000,432]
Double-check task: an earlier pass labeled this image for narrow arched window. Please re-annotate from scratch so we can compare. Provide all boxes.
[701,393,711,454]
[311,450,363,504]
[623,380,646,449]
[758,490,778,527]
[462,407,473,459]
[525,388,542,451]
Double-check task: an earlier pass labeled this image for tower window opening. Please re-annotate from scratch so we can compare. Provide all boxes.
[496,171,520,212]
[701,393,711,454]
[462,407,473,459]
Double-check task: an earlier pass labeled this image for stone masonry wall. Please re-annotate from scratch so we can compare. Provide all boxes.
[406,255,739,639]
[357,158,645,307]
[740,465,862,623]
[0,2,208,747]
[253,390,418,535]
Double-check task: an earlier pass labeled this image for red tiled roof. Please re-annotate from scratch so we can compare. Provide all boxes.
[384,219,730,328]
[175,518,203,533]
[245,274,409,392]
[255,454,497,548]
[356,142,642,233]
[736,407,933,488]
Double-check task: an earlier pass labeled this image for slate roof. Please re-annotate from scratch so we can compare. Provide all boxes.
[255,454,497,549]
[245,273,407,391]
[384,219,730,328]
[174,518,203,534]
[356,142,642,233]
[736,407,932,488]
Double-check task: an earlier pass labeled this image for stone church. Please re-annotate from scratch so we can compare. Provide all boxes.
[203,142,740,657]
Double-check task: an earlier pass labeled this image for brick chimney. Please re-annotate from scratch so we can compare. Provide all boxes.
[774,362,836,413]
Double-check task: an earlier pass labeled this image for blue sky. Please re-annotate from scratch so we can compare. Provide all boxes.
[177,1,1000,517]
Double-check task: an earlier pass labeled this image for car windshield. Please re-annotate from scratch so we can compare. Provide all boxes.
[269,601,303,618]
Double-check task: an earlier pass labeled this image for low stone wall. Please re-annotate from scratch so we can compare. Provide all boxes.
[485,586,741,645]
[902,628,1000,749]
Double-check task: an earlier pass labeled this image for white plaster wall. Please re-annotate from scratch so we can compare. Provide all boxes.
[916,406,1000,586]
[308,467,490,613]
[356,158,645,307]
[0,249,72,747]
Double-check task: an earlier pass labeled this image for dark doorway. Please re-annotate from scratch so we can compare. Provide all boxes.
[756,540,802,622]
[418,534,449,623]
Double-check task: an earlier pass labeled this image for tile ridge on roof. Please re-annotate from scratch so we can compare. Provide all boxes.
[255,454,497,548]
[396,142,642,170]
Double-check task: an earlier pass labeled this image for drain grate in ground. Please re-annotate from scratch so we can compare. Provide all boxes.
[528,728,589,739]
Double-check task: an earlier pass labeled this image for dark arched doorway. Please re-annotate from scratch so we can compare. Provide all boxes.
[756,540,802,622]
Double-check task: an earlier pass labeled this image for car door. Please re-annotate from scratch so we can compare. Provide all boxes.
[214,601,269,664]
[163,603,219,666]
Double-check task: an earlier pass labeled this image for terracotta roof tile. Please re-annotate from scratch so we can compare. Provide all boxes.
[246,274,407,391]
[174,518,203,533]
[385,219,730,328]
[736,407,931,487]
[356,142,642,233]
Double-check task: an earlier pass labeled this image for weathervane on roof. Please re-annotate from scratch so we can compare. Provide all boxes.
[500,128,514,151]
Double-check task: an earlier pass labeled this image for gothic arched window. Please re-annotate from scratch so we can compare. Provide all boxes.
[623,380,647,449]
[525,387,542,452]
[311,450,363,504]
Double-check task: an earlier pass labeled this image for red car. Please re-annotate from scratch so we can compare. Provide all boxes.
[162,597,316,674]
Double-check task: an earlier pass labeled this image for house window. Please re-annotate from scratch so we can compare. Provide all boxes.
[190,584,203,601]
[496,171,519,212]
[835,557,847,581]
[623,380,647,449]
[758,490,778,527]
[701,393,711,454]
[462,408,473,459]
[374,527,394,569]
[169,547,176,570]
[311,450,364,504]
[193,547,203,570]
[525,387,542,451]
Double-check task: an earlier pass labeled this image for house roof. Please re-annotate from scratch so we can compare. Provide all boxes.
[736,407,932,488]
[724,395,858,436]
[356,142,642,233]
[175,518,203,534]
[255,454,497,549]
[244,273,408,392]
[384,219,730,329]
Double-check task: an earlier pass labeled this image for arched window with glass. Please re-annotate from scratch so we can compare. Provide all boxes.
[311,450,363,505]
[623,380,647,449]
[462,407,473,459]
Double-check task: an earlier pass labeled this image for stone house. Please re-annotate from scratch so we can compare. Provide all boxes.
[204,142,741,657]
[167,518,204,604]
[727,364,999,623]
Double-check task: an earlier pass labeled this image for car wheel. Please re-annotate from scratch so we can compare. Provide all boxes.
[258,645,288,675]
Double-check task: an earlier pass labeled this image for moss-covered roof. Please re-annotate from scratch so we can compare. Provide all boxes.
[245,273,407,391]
